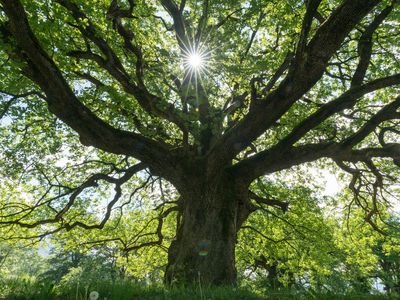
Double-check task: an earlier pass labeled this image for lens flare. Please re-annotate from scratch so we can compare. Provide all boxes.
[188,53,203,69]
[182,45,209,76]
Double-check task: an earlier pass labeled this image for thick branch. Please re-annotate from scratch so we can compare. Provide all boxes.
[209,0,381,171]
[158,0,212,150]
[294,0,323,65]
[351,5,394,87]
[234,138,400,184]
[56,0,188,132]
[232,142,339,182]
[234,98,400,179]
[160,0,189,49]
[341,96,400,147]
[276,74,400,148]
[249,190,289,212]
[232,74,400,182]
[0,0,176,172]
[260,51,293,95]
[336,144,400,162]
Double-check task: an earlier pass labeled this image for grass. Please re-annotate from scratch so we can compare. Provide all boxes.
[1,279,261,300]
[1,279,398,300]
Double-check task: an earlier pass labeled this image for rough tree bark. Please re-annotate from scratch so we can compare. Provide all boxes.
[165,171,239,284]
[159,154,257,285]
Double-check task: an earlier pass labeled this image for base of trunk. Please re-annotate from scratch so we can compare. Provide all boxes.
[165,236,237,285]
[164,176,239,285]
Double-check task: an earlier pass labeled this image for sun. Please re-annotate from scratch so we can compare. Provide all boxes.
[188,53,203,69]
[182,46,209,75]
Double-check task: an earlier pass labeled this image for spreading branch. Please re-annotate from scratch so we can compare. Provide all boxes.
[248,190,289,212]
[0,163,146,231]
[209,0,381,170]
[0,0,178,175]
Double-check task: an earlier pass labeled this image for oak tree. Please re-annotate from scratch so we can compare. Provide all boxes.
[1,0,400,285]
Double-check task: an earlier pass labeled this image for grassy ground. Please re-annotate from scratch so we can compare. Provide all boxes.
[2,279,260,300]
[1,279,398,300]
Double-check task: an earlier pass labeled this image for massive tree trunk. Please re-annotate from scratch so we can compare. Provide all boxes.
[165,167,246,285]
